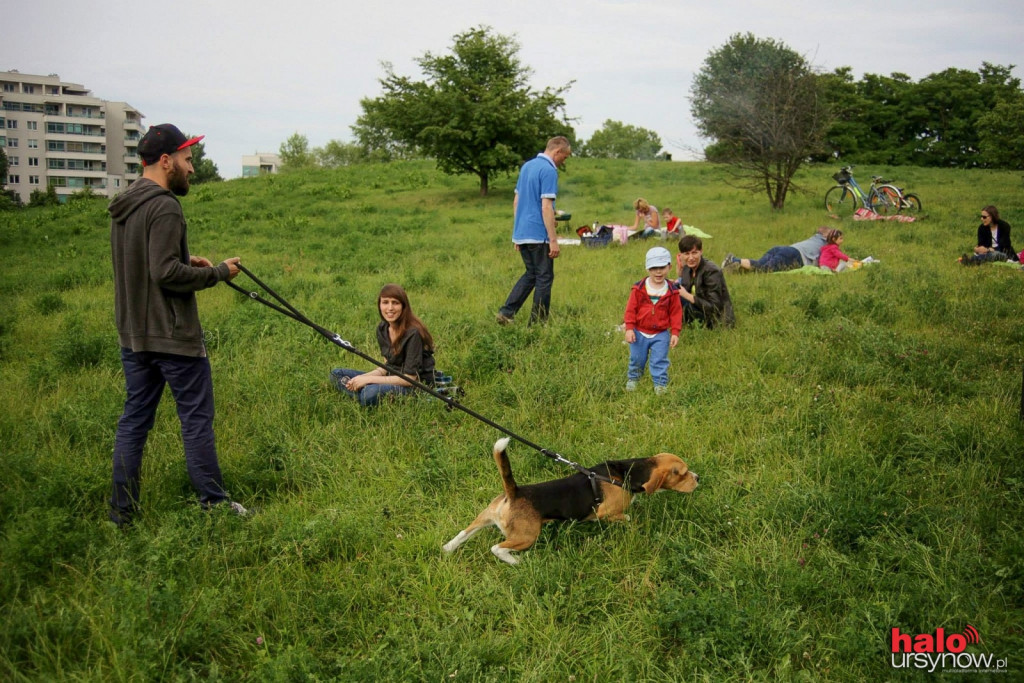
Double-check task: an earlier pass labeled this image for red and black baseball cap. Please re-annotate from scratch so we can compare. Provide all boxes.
[138,124,205,165]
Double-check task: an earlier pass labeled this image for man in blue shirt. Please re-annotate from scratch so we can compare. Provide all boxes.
[496,136,572,325]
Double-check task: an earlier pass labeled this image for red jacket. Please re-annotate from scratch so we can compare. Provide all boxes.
[624,278,683,335]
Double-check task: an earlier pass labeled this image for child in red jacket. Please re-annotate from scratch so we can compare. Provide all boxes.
[624,247,682,394]
[819,229,855,271]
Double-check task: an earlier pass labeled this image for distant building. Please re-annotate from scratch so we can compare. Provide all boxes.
[241,153,281,177]
[1,70,143,203]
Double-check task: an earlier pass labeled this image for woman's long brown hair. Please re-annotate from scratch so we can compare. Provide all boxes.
[377,283,434,354]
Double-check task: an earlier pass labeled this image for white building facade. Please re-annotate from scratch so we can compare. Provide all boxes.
[1,70,143,203]
[241,153,281,177]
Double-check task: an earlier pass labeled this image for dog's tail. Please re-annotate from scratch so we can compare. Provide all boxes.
[493,437,518,501]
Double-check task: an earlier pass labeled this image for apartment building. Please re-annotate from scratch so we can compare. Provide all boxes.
[242,153,281,177]
[1,70,143,203]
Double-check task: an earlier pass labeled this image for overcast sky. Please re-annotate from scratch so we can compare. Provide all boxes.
[4,0,1021,178]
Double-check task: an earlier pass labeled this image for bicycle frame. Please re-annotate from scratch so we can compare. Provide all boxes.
[832,169,872,209]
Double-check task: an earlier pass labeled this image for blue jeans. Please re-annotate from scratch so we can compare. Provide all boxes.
[628,330,671,387]
[111,349,228,525]
[330,368,415,407]
[751,246,803,272]
[499,243,554,324]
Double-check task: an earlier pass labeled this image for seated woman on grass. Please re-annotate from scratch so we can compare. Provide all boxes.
[960,205,1015,265]
[330,283,435,407]
[630,198,660,239]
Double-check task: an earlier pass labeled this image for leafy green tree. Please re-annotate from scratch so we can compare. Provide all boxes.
[821,62,1023,168]
[316,140,369,168]
[0,150,21,211]
[355,26,574,195]
[187,138,222,184]
[582,120,663,160]
[817,67,872,162]
[978,97,1024,169]
[29,184,60,207]
[279,132,317,170]
[691,33,831,209]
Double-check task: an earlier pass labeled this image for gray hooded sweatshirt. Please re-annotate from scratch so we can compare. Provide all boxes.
[109,178,230,357]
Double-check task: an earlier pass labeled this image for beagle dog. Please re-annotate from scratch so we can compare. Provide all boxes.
[442,438,699,565]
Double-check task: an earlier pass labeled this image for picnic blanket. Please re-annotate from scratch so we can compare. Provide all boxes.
[852,208,916,222]
[681,225,713,239]
[773,258,879,275]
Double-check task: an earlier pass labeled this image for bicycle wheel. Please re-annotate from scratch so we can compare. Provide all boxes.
[900,193,922,214]
[871,186,900,215]
[825,186,858,214]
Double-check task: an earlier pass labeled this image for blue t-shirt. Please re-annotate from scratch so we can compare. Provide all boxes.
[512,153,558,244]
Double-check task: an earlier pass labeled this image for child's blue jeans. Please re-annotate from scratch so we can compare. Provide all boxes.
[627,329,671,387]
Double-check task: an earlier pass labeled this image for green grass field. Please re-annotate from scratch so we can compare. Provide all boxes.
[1,159,1022,680]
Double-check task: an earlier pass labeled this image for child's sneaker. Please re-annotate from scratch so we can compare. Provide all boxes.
[625,380,638,392]
[654,385,667,395]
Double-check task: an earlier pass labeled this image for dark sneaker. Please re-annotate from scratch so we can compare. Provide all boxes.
[495,313,513,326]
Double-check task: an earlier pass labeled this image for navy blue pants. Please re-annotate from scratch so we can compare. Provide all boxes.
[110,348,228,524]
[499,243,554,324]
[751,246,803,272]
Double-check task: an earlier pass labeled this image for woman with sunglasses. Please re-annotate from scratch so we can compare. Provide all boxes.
[961,206,1015,265]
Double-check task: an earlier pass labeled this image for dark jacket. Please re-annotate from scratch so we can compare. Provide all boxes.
[977,218,1015,258]
[678,257,735,329]
[376,322,436,381]
[109,178,230,356]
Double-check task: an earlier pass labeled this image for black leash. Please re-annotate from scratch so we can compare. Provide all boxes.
[225,263,622,498]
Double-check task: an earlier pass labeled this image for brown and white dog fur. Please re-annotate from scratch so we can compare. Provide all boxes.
[442,438,699,565]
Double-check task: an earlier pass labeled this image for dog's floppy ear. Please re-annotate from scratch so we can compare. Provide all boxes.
[642,468,668,493]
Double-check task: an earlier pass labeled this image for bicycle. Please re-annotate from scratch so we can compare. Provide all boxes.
[824,166,922,215]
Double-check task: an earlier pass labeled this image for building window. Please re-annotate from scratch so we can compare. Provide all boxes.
[27,139,38,148]
[2,83,15,93]
[6,138,17,147]
[8,175,19,184]
[27,121,37,130]
[29,175,39,185]
[7,156,17,165]
[23,84,35,94]
[28,157,39,166]
[5,119,16,129]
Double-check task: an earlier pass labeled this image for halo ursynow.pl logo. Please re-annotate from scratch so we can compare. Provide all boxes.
[890,624,1008,673]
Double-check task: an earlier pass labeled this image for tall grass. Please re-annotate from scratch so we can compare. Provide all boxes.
[0,159,1022,680]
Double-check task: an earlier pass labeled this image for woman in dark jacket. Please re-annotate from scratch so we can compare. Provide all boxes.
[330,283,436,407]
[962,205,1015,265]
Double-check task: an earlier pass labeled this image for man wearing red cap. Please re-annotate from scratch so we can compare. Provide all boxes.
[107,123,244,525]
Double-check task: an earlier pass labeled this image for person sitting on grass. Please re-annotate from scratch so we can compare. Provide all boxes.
[960,205,1015,265]
[330,283,435,408]
[663,207,682,237]
[630,198,660,239]
[677,235,735,329]
[819,229,857,272]
[623,247,682,394]
[721,226,830,273]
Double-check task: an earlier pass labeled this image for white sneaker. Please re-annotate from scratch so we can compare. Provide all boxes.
[654,385,667,395]
[228,501,249,517]
[626,380,638,392]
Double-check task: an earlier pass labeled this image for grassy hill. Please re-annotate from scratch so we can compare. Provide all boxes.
[1,159,1022,680]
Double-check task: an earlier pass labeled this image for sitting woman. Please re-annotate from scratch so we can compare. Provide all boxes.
[961,205,1015,265]
[330,283,435,407]
[630,198,660,238]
